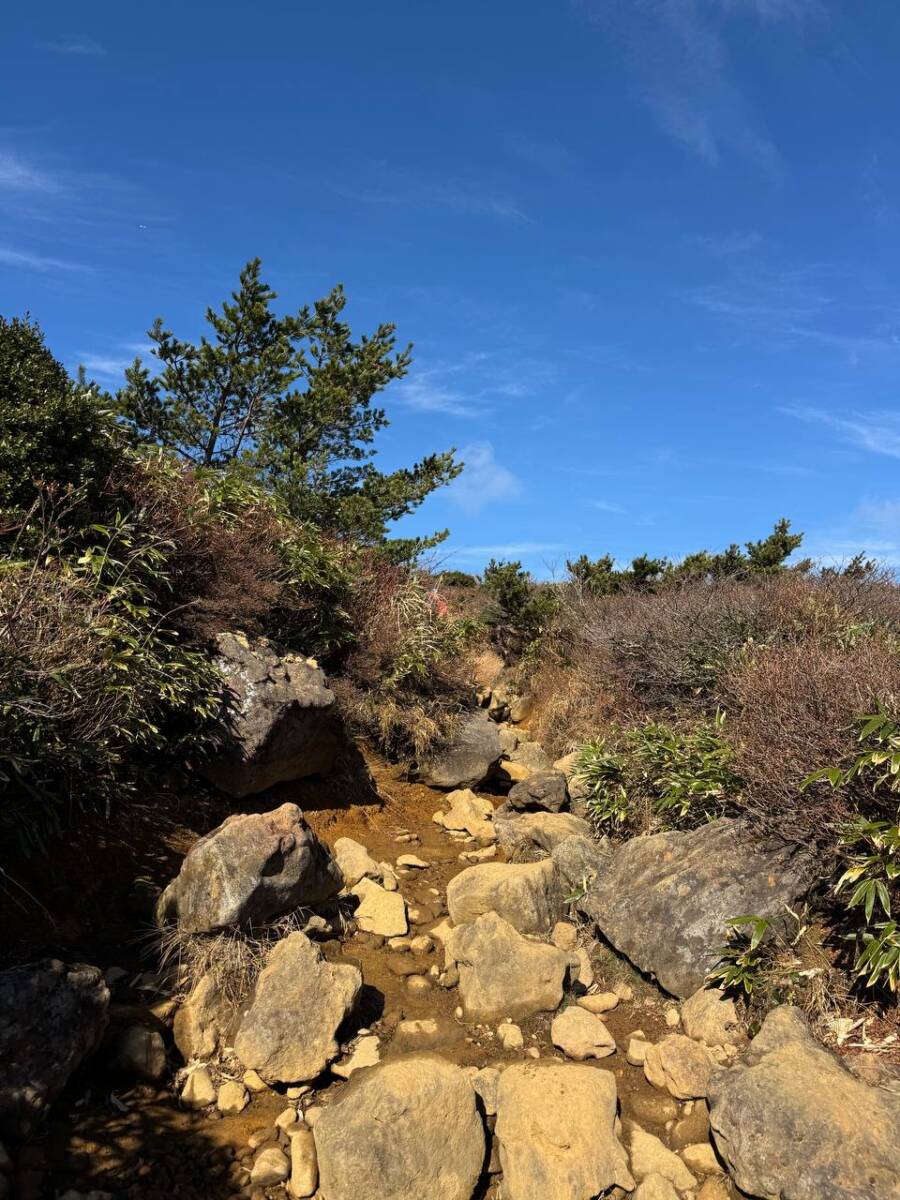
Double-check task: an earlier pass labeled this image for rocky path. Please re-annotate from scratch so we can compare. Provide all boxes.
[5,744,899,1200]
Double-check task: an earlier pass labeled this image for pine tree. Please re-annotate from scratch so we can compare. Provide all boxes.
[116,260,461,551]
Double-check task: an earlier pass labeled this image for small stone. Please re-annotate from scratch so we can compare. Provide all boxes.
[304,1105,323,1127]
[614,982,634,1002]
[410,934,434,954]
[352,878,408,937]
[388,936,411,951]
[243,1069,268,1093]
[551,1006,617,1060]
[460,844,497,863]
[455,1006,464,1020]
[332,1035,380,1079]
[525,1046,540,1059]
[572,946,594,989]
[578,991,619,1014]
[288,1124,318,1198]
[397,854,428,869]
[406,974,432,994]
[644,1035,713,1099]
[248,1127,276,1150]
[696,1179,731,1200]
[181,1066,215,1109]
[628,1125,697,1194]
[681,1143,723,1175]
[665,1008,681,1029]
[286,1084,311,1100]
[498,1021,524,1051]
[379,864,400,892]
[627,1037,651,1067]
[250,1146,290,1187]
[439,966,460,988]
[551,921,579,951]
[275,1106,299,1133]
[217,1080,249,1115]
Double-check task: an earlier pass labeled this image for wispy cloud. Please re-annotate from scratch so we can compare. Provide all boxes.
[446,541,566,562]
[576,0,820,172]
[0,151,60,193]
[334,166,531,224]
[42,37,105,56]
[0,245,87,272]
[395,378,484,418]
[785,406,900,459]
[446,442,522,513]
[591,499,627,513]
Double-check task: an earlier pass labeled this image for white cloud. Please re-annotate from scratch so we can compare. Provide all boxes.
[785,406,900,459]
[446,541,566,561]
[591,499,626,513]
[395,378,483,418]
[445,442,522,513]
[0,152,59,193]
[43,37,105,55]
[0,245,86,272]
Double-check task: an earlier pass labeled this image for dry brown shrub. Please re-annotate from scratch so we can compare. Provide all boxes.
[721,634,900,842]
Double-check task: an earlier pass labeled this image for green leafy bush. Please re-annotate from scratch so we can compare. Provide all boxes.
[574,712,741,833]
[482,559,557,662]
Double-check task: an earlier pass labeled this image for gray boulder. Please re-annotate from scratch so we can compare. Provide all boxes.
[572,818,816,997]
[314,1057,484,1200]
[506,769,569,813]
[447,911,569,1021]
[234,932,360,1084]
[202,632,340,798]
[0,960,109,1138]
[494,810,593,857]
[417,711,502,789]
[161,803,343,934]
[495,1062,634,1199]
[709,1006,900,1199]
[446,859,564,935]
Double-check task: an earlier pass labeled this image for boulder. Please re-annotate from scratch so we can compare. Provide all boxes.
[708,1006,900,1200]
[202,632,340,797]
[116,1025,166,1081]
[234,933,360,1084]
[644,1035,714,1099]
[313,1057,484,1200]
[447,859,563,935]
[162,803,343,934]
[447,911,569,1021]
[352,878,408,937]
[0,959,109,1139]
[506,770,569,813]
[434,789,496,840]
[494,810,592,857]
[494,1062,634,1199]
[418,711,503,789]
[550,1006,616,1059]
[333,837,382,887]
[681,986,743,1048]
[572,818,816,997]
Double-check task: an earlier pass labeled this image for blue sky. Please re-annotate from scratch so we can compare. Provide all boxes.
[3,0,900,576]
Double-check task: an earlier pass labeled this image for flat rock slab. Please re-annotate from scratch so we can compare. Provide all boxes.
[418,711,502,790]
[575,817,816,997]
[447,911,568,1021]
[495,1062,634,1200]
[708,1005,900,1200]
[446,859,563,936]
[234,932,360,1084]
[494,810,592,856]
[313,1056,484,1200]
[352,877,408,937]
[0,959,109,1139]
[202,631,340,797]
[160,803,343,934]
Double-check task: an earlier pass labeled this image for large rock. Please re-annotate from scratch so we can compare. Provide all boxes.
[506,770,569,813]
[494,1062,634,1199]
[202,632,340,797]
[447,911,568,1021]
[447,859,563,935]
[173,972,236,1062]
[333,837,381,887]
[418,711,502,789]
[708,1006,900,1200]
[0,960,109,1138]
[681,986,743,1048]
[313,1057,484,1200]
[550,1006,616,1059]
[351,878,408,937]
[161,803,343,934]
[644,1035,714,1099]
[573,818,816,997]
[234,933,360,1084]
[494,810,592,856]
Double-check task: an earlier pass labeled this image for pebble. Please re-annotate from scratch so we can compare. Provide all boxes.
[627,1036,651,1066]
[275,1107,299,1134]
[387,936,411,952]
[578,992,619,1014]
[304,1106,324,1127]
[332,1035,380,1078]
[216,1080,249,1115]
[410,934,434,953]
[406,974,432,994]
[397,854,429,869]
[250,1146,289,1187]
[286,1084,311,1100]
[287,1124,318,1198]
[551,921,579,951]
[525,1047,540,1059]
[243,1069,268,1093]
[181,1066,215,1109]
[498,1021,524,1051]
[665,1007,682,1028]
[248,1127,276,1150]
[614,981,635,1002]
[681,1143,723,1174]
